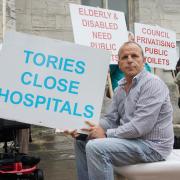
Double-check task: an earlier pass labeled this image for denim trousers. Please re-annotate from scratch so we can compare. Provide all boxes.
[74,138,164,180]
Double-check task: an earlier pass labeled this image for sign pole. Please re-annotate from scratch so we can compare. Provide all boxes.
[103,0,114,99]
[107,72,114,98]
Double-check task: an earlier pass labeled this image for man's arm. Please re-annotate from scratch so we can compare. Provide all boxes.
[99,88,121,131]
[106,79,171,138]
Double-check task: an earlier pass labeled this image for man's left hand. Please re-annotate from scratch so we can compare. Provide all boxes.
[81,121,106,139]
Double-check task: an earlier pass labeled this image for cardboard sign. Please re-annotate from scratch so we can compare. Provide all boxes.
[0,31,110,130]
[135,23,177,70]
[70,3,128,64]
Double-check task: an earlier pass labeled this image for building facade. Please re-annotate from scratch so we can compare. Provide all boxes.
[0,0,180,123]
[1,0,180,46]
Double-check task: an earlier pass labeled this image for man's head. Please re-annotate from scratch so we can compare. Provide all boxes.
[118,42,144,78]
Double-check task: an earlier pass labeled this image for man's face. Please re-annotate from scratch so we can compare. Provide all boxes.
[118,43,144,78]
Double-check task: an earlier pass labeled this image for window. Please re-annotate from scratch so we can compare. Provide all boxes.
[81,0,129,25]
[108,0,128,26]
[81,0,103,8]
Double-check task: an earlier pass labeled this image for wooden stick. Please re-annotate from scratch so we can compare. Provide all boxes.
[172,70,176,79]
[154,67,156,75]
[107,72,114,98]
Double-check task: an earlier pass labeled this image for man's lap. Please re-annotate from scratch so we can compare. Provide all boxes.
[76,138,163,166]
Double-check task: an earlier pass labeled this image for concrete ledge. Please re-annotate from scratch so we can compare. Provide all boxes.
[114,149,180,180]
[173,124,180,129]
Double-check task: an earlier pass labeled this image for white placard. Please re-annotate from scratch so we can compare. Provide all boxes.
[135,23,177,70]
[70,3,128,64]
[0,31,110,130]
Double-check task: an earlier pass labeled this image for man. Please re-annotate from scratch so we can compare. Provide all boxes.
[110,31,151,91]
[67,41,174,180]
[175,58,180,75]
[175,58,180,108]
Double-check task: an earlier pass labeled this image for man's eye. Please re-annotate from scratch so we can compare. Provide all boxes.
[121,56,128,60]
[132,54,138,58]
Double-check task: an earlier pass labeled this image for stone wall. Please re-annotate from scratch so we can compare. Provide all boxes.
[0,0,16,42]
[16,0,80,42]
[0,0,3,42]
[134,0,180,39]
[6,0,16,30]
[134,0,180,123]
[3,0,180,43]
[2,0,180,123]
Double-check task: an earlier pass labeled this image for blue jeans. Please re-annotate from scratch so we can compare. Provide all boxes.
[74,138,164,180]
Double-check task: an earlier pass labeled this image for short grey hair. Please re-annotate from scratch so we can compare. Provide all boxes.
[118,41,144,60]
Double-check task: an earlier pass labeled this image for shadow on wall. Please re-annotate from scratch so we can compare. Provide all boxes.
[174,136,180,149]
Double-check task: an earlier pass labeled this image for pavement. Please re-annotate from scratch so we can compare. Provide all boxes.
[1,120,180,180]
[29,123,180,180]
[27,96,113,180]
[29,126,77,180]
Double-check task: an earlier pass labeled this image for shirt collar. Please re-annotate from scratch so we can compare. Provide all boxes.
[118,69,147,87]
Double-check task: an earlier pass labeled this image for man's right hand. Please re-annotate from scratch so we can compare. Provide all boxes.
[64,129,80,138]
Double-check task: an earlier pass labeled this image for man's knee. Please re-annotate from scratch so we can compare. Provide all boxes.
[85,139,103,156]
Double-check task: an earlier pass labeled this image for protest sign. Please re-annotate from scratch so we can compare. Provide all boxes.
[0,31,110,130]
[70,3,128,64]
[135,23,177,70]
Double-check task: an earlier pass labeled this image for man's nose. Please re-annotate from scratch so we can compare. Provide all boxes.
[127,55,133,62]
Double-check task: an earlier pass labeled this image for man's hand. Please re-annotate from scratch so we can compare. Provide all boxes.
[64,129,80,138]
[81,121,106,139]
